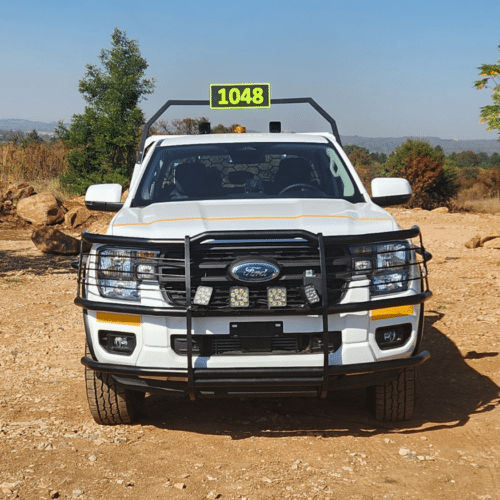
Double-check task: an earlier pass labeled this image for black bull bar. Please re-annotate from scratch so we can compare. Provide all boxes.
[76,227,432,399]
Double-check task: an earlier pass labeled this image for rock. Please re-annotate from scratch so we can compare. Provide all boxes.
[16,192,66,225]
[0,181,35,203]
[174,483,186,490]
[17,184,35,200]
[483,238,500,249]
[206,492,221,500]
[64,206,91,228]
[0,482,20,494]
[431,207,449,213]
[31,227,81,255]
[464,235,482,249]
[481,235,500,248]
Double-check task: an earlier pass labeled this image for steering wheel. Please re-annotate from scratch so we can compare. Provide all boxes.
[278,183,324,196]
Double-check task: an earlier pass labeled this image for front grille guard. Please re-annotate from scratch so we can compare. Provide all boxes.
[76,226,432,399]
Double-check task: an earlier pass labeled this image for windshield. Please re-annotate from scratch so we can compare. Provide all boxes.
[132,142,364,207]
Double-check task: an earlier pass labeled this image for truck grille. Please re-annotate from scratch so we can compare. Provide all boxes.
[159,238,348,312]
[171,331,342,356]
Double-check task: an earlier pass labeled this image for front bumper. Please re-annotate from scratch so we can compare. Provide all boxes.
[81,350,430,398]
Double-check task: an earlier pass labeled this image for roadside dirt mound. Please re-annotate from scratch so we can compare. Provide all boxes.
[0,208,499,500]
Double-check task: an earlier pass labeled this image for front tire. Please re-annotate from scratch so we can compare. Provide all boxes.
[366,367,416,422]
[85,344,143,425]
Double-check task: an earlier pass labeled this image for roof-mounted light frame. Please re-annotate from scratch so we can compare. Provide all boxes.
[137,98,342,163]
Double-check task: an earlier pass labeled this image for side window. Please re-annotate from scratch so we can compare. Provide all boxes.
[327,148,355,197]
[140,157,164,201]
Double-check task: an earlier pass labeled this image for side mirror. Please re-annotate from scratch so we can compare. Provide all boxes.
[85,184,124,212]
[371,178,412,207]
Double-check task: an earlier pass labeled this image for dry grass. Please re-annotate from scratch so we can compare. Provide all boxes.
[0,141,67,182]
[0,141,77,200]
[451,190,500,214]
[29,177,78,201]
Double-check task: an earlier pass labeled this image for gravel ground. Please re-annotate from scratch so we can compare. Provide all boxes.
[0,207,499,500]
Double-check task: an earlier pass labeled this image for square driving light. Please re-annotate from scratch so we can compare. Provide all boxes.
[193,286,213,306]
[230,286,250,307]
[267,286,287,307]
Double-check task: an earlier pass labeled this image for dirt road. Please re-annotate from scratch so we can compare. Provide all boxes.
[0,208,499,500]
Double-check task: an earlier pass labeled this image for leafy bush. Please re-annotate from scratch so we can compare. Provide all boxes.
[383,139,459,209]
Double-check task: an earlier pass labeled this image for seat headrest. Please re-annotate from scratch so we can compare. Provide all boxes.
[274,157,313,187]
[175,162,211,197]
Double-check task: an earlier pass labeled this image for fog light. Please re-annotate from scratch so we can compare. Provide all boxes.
[375,324,411,350]
[267,286,287,307]
[99,331,136,355]
[193,286,213,306]
[230,286,250,307]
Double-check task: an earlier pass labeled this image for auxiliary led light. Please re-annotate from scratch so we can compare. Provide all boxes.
[354,259,373,272]
[267,286,287,307]
[136,263,156,280]
[230,286,250,307]
[193,286,213,306]
[304,284,321,304]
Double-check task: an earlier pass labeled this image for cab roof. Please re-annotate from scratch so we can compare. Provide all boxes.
[145,132,334,150]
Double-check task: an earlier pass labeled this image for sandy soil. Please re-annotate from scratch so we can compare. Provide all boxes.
[0,208,499,500]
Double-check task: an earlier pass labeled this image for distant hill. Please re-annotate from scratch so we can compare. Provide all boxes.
[0,118,64,133]
[1,118,500,154]
[341,135,500,155]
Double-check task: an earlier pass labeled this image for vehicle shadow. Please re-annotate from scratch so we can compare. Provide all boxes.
[0,248,77,277]
[140,311,500,438]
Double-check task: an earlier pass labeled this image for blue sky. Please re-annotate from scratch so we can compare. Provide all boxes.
[1,0,499,140]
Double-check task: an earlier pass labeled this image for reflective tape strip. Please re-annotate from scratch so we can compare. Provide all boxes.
[96,312,141,326]
[371,305,414,321]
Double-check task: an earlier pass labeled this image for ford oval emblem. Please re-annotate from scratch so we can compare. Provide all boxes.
[228,259,280,283]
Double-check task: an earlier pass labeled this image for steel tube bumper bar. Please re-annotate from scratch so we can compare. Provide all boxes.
[81,350,430,396]
[75,290,432,317]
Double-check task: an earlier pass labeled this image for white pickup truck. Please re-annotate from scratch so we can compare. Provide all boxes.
[77,96,432,425]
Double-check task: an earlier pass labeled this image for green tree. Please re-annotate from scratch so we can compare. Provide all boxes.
[383,139,458,209]
[369,151,387,164]
[343,145,372,166]
[57,28,155,194]
[451,150,483,169]
[489,152,500,168]
[474,46,500,138]
[25,130,43,145]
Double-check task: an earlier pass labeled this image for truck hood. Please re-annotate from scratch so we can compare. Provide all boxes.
[109,198,397,239]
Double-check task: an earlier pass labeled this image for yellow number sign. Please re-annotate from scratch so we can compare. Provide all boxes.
[210,83,271,109]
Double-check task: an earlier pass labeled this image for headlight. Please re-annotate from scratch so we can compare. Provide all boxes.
[96,248,159,301]
[349,241,412,296]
